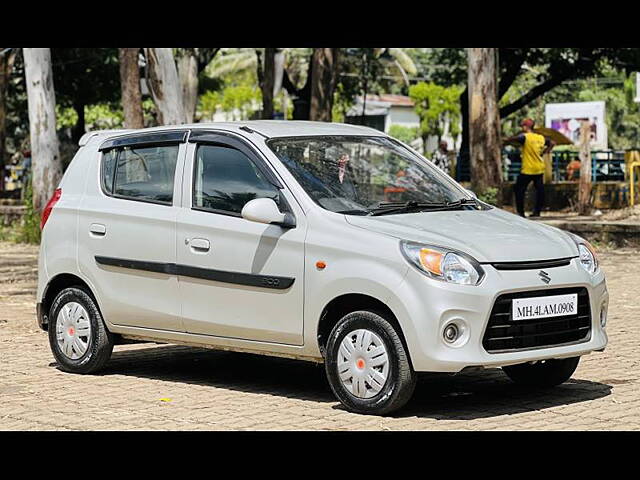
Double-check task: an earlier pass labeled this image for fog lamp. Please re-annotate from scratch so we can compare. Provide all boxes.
[443,323,459,343]
[600,305,607,328]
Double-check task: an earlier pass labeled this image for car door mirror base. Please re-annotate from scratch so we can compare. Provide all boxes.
[277,212,297,229]
[241,198,295,229]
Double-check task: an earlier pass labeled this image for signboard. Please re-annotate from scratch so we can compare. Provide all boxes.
[545,101,607,149]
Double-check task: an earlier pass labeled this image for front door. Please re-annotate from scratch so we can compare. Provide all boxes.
[176,135,305,345]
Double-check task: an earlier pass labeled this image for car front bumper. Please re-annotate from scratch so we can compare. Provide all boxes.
[388,258,608,373]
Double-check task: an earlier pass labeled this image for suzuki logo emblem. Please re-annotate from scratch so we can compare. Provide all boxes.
[539,270,551,284]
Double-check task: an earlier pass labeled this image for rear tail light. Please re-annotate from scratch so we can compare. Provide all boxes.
[40,188,62,230]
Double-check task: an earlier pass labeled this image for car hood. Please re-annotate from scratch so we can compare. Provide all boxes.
[345,208,578,263]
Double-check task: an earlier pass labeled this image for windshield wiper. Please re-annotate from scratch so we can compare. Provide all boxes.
[369,198,479,216]
[335,209,371,215]
[442,198,480,209]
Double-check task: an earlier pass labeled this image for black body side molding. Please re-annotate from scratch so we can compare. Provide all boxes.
[94,256,295,290]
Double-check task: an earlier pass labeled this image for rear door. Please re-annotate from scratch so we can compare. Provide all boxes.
[176,132,306,345]
[77,131,188,331]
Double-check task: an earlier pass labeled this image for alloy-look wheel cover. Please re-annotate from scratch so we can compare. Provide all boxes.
[337,328,390,399]
[56,302,91,360]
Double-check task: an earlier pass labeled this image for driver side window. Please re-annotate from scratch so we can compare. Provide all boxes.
[193,144,280,216]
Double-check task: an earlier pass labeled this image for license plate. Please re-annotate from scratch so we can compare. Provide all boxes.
[512,293,578,321]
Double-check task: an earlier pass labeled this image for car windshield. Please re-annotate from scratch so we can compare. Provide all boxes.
[266,135,471,215]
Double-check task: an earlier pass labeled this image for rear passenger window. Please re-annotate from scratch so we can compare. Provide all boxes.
[102,145,179,204]
[193,145,280,215]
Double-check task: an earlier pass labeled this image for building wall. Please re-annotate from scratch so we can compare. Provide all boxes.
[385,106,420,131]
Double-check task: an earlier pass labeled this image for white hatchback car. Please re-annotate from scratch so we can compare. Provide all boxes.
[37,121,608,415]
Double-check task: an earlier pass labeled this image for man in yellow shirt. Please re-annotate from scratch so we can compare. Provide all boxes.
[504,118,555,217]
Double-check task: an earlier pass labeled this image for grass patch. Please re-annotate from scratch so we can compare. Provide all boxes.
[0,180,41,245]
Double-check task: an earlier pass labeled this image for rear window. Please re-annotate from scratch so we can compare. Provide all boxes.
[101,145,179,204]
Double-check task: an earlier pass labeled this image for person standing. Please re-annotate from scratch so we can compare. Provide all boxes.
[431,140,451,175]
[503,118,555,217]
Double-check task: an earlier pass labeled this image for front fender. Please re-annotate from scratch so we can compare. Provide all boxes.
[302,226,411,357]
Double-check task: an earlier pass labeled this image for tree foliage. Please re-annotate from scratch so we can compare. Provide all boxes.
[408,82,462,152]
[496,48,640,119]
[197,84,261,121]
[333,48,417,120]
[421,48,640,115]
[4,50,29,157]
[51,48,120,142]
[411,48,640,152]
[57,100,157,133]
[500,65,640,149]
[582,74,640,149]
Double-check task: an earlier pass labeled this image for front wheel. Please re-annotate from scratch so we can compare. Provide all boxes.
[502,356,580,387]
[48,287,114,374]
[324,311,416,415]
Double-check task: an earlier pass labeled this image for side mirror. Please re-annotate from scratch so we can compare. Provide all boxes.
[241,198,295,228]
[465,188,478,199]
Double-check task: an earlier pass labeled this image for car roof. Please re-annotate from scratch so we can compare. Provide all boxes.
[78,121,386,146]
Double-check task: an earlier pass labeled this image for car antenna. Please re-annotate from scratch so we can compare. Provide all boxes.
[240,125,270,139]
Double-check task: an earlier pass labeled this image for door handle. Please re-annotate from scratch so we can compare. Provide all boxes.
[189,238,210,252]
[89,223,106,236]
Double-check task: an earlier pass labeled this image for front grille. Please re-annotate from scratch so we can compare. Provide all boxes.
[482,287,591,353]
[490,257,573,270]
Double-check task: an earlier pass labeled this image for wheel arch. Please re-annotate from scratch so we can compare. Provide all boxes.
[39,273,98,331]
[316,293,413,368]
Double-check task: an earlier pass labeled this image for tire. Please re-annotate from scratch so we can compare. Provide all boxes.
[48,286,114,374]
[324,310,416,415]
[502,356,580,387]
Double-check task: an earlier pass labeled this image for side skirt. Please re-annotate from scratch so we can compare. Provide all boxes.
[111,325,323,364]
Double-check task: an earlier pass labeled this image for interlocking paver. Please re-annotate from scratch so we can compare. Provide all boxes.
[1,241,639,430]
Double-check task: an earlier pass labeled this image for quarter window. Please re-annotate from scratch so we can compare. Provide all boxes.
[102,145,180,204]
[102,149,117,195]
[193,144,280,215]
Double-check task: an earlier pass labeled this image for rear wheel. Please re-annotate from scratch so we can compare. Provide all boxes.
[48,287,114,374]
[324,310,416,415]
[502,356,580,387]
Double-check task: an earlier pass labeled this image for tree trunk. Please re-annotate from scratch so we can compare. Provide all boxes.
[23,48,62,213]
[578,120,592,215]
[259,48,275,120]
[144,48,187,125]
[72,100,85,144]
[310,48,339,122]
[453,87,470,180]
[118,48,144,129]
[177,50,198,123]
[0,48,16,192]
[459,87,469,151]
[283,58,312,120]
[467,48,502,205]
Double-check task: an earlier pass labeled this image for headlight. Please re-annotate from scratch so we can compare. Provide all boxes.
[400,241,484,285]
[569,233,598,274]
[578,243,597,274]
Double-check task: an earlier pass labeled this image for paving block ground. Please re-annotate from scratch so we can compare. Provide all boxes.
[1,241,638,430]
